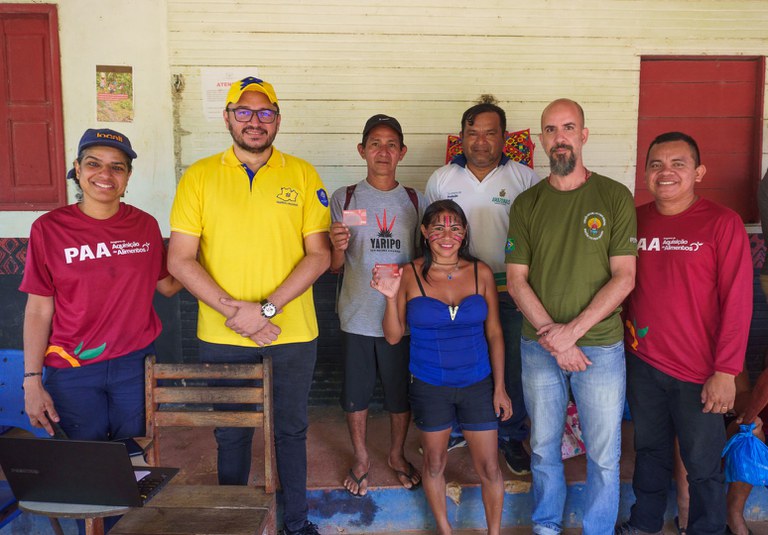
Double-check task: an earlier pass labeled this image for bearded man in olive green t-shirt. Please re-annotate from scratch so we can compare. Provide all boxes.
[505,99,637,535]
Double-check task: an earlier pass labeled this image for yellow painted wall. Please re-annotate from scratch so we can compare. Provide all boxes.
[167,0,768,200]
[1,1,766,235]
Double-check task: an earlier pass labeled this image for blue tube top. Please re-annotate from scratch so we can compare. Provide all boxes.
[407,293,491,387]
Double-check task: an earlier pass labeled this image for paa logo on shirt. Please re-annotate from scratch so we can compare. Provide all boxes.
[316,189,329,207]
[63,240,150,264]
[64,243,111,264]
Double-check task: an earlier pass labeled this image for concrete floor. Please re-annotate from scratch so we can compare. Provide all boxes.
[3,406,768,533]
[155,406,768,534]
[157,406,603,489]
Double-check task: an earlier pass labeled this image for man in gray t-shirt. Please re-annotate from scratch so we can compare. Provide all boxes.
[330,115,424,497]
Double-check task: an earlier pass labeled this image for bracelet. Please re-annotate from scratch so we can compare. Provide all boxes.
[23,371,43,378]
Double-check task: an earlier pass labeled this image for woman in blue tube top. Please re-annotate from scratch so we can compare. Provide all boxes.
[371,199,511,535]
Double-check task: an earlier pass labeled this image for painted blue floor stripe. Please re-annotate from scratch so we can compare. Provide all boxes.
[305,483,768,533]
[3,483,767,533]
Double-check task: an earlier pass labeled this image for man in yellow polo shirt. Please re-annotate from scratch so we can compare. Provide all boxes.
[169,77,330,535]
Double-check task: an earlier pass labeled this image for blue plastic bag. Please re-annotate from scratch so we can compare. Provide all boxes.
[721,423,768,485]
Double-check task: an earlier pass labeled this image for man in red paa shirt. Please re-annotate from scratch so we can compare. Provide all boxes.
[619,132,753,535]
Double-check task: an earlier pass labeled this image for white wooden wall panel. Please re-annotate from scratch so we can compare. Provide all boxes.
[167,0,768,195]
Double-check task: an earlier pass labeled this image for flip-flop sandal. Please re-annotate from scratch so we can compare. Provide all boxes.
[393,461,422,491]
[344,468,368,498]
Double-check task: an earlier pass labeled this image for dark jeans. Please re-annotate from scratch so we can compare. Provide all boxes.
[497,292,528,442]
[199,339,317,533]
[45,344,150,441]
[45,345,152,535]
[626,352,726,535]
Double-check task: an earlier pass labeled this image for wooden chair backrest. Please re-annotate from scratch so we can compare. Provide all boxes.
[144,356,276,493]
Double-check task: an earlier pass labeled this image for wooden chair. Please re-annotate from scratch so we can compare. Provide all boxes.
[111,356,276,535]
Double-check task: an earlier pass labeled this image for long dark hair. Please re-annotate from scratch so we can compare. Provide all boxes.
[420,199,475,282]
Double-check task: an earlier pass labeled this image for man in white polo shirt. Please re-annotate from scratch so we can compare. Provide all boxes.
[425,102,540,474]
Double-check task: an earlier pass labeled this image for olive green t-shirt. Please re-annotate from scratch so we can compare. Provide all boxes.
[505,173,637,346]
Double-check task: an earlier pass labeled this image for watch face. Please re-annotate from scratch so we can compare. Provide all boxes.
[262,302,277,318]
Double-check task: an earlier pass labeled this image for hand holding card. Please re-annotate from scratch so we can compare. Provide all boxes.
[371,263,402,299]
[330,221,351,251]
[375,263,400,279]
[343,209,367,226]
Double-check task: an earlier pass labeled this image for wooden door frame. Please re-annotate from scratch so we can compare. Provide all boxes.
[0,3,66,211]
[636,55,765,222]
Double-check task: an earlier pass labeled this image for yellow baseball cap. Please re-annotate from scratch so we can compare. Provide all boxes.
[225,77,279,107]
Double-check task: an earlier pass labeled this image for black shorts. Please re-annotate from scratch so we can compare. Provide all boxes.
[409,374,498,432]
[340,332,410,413]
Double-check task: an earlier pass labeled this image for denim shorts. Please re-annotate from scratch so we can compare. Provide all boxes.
[409,374,498,432]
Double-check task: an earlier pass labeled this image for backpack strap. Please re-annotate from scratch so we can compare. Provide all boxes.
[402,185,421,254]
[343,184,356,210]
[331,185,358,308]
[403,186,419,214]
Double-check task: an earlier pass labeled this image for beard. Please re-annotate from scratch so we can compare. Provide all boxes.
[228,122,276,154]
[548,145,576,176]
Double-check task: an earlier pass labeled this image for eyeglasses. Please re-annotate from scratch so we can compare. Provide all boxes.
[226,107,278,124]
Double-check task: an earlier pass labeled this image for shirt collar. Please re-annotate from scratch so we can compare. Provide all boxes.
[220,146,285,169]
[450,153,509,168]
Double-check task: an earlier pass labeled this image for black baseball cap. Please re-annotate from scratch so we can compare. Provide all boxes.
[362,114,404,145]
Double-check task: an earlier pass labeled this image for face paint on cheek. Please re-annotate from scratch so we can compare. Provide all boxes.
[450,233,464,243]
[428,232,441,242]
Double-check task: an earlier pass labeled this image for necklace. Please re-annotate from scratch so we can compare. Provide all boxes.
[547,168,591,188]
[431,260,460,280]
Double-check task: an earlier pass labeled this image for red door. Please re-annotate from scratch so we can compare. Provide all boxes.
[635,57,765,223]
[0,4,65,211]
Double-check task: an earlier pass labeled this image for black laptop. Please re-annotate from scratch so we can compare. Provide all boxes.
[0,436,178,507]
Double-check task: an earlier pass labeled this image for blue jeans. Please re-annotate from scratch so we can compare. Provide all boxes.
[46,344,152,534]
[626,352,726,535]
[45,345,150,441]
[521,337,625,535]
[199,339,317,533]
[497,293,528,442]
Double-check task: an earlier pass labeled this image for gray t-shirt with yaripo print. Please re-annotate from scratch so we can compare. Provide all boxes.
[331,179,425,337]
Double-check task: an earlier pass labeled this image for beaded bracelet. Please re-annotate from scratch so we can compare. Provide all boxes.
[23,371,43,378]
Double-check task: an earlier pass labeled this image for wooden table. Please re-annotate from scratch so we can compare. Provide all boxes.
[110,485,275,535]
[108,506,268,535]
[19,500,130,535]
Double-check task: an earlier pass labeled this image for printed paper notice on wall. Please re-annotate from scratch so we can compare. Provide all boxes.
[201,67,261,121]
[96,65,134,123]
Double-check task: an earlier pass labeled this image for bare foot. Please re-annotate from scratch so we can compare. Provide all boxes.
[343,461,370,497]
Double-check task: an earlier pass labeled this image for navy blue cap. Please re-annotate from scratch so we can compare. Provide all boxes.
[67,129,137,179]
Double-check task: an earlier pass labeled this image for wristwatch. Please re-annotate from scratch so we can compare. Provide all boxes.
[261,300,277,319]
